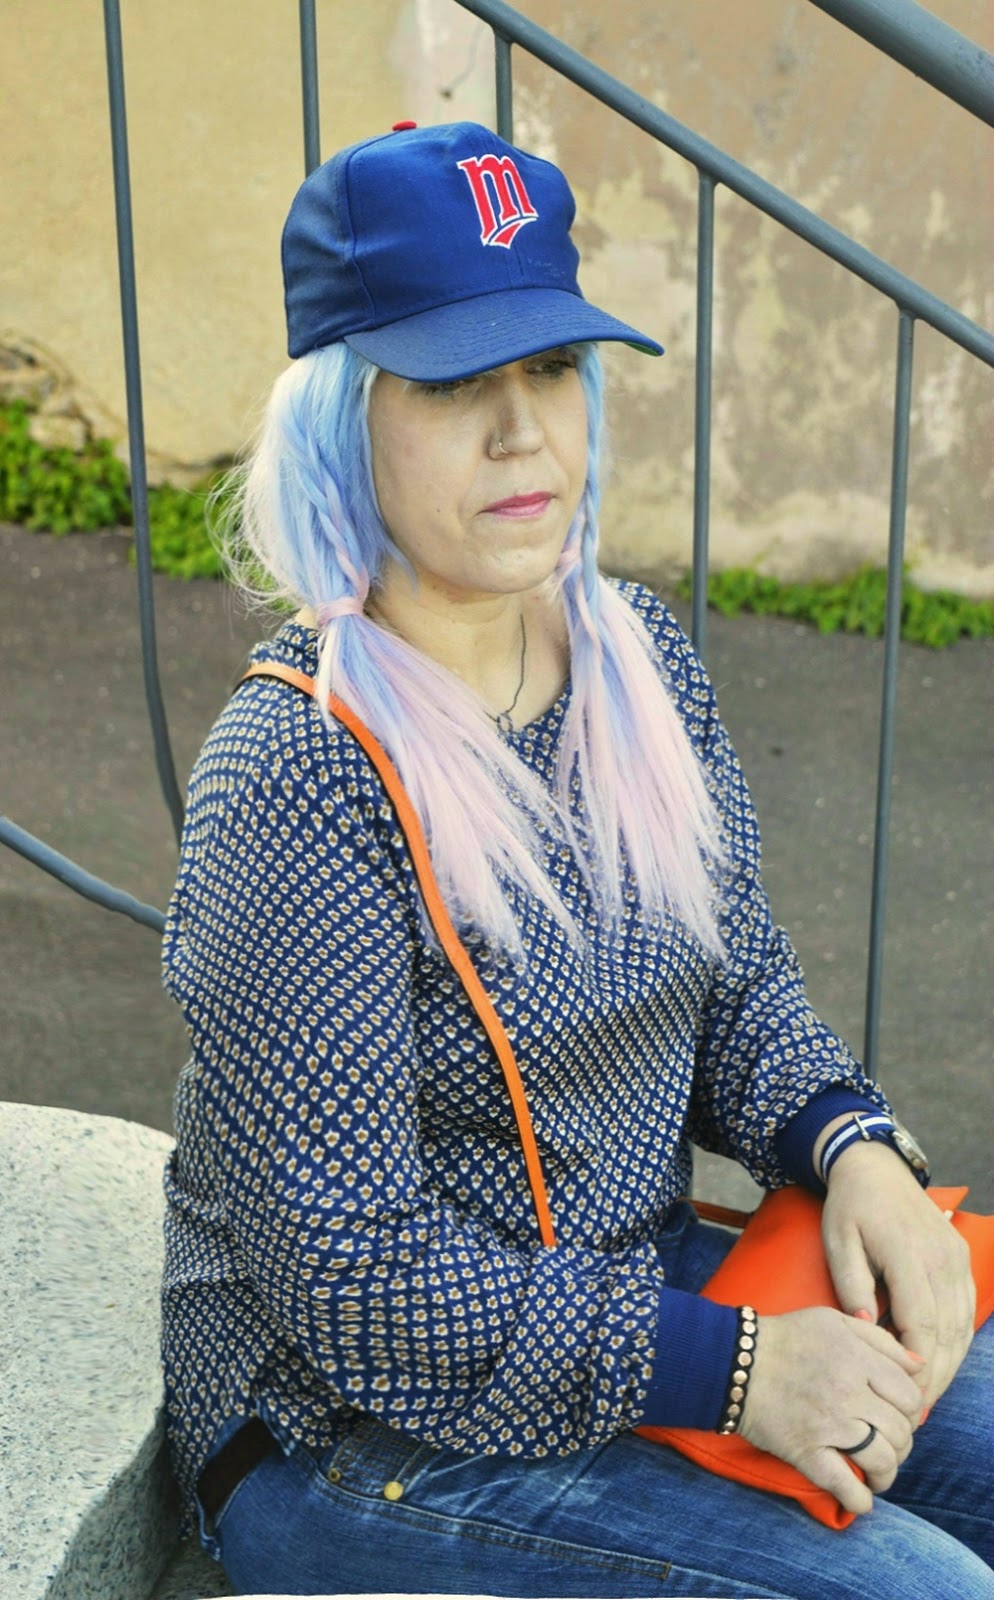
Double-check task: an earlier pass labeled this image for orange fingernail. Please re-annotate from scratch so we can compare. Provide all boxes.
[920,1406,931,1423]
[853,1309,875,1322]
[906,1351,926,1363]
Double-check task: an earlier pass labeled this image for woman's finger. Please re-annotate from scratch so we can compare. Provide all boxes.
[847,1310,929,1386]
[822,1215,879,1321]
[839,1396,915,1488]
[802,1446,874,1517]
[864,1341,926,1422]
[885,1221,974,1408]
[833,1425,901,1495]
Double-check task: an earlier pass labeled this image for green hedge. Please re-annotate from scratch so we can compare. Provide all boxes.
[0,399,223,579]
[675,566,993,649]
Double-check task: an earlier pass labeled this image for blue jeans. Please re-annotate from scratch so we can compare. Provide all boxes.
[199,1210,994,1597]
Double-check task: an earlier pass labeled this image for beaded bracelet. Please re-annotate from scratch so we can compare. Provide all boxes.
[717,1305,759,1435]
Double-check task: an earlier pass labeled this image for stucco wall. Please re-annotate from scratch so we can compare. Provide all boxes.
[3,0,991,592]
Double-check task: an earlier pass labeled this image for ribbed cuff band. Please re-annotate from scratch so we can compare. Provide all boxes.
[638,1288,739,1431]
[775,1086,885,1194]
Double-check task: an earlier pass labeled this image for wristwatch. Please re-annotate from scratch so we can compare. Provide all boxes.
[819,1112,930,1188]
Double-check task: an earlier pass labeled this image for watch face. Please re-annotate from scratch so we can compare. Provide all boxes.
[893,1124,929,1172]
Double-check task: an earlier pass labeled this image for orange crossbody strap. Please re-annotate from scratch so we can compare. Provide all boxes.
[690,1201,754,1230]
[239,661,557,1247]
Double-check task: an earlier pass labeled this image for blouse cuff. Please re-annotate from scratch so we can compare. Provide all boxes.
[774,1086,886,1195]
[637,1288,739,1430]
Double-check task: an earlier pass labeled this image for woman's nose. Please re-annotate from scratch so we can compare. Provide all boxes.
[492,379,544,456]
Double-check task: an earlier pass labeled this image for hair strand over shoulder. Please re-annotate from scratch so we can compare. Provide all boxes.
[215,343,728,962]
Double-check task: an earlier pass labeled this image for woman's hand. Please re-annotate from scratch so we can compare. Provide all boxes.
[821,1140,975,1412]
[738,1305,925,1514]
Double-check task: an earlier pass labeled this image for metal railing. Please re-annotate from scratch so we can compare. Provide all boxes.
[807,0,994,125]
[2,0,992,1083]
[449,0,994,1076]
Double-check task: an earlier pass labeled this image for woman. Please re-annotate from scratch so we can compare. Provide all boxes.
[162,122,991,1596]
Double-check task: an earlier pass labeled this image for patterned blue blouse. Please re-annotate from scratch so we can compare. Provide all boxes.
[161,582,887,1535]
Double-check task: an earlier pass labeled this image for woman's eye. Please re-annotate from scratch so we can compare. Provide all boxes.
[529,354,578,379]
[418,354,575,398]
[420,378,473,399]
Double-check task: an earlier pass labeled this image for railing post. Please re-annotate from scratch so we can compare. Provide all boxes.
[692,172,716,660]
[299,0,321,174]
[864,308,915,1078]
[102,0,184,843]
[495,31,514,140]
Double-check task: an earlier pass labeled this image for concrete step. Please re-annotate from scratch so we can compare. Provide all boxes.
[0,1103,182,1599]
[149,1538,232,1599]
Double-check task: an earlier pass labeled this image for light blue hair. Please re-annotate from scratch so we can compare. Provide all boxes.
[220,342,727,959]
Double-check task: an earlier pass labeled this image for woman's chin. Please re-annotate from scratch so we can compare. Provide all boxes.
[471,536,571,597]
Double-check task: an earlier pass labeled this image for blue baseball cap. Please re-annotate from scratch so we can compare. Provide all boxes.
[282,120,663,381]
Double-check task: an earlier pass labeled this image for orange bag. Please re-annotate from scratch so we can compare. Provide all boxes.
[241,664,994,1529]
[638,1183,994,1529]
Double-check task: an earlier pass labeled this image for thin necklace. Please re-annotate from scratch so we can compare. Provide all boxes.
[491,614,527,735]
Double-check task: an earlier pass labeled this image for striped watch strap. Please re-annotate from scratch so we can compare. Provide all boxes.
[819,1112,897,1186]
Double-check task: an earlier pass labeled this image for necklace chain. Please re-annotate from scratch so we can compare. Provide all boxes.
[491,613,527,735]
[362,599,527,736]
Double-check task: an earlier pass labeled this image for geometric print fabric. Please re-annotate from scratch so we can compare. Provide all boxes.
[160,582,886,1535]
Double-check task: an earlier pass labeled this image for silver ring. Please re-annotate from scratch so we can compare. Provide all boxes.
[496,438,507,456]
[843,1423,877,1457]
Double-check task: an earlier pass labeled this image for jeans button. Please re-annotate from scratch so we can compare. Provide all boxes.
[326,1466,342,1484]
[383,1480,404,1501]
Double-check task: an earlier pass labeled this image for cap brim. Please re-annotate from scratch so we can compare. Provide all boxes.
[342,288,662,381]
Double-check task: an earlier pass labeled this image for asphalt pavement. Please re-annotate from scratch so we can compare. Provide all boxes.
[1,521,991,1207]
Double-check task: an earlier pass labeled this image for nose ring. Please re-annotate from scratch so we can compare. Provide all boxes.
[495,437,507,456]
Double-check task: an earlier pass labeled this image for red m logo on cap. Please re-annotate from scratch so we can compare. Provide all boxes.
[457,154,538,248]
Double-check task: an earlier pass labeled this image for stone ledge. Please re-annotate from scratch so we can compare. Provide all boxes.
[0,1102,755,1600]
[0,1103,183,1600]
[150,1538,232,1599]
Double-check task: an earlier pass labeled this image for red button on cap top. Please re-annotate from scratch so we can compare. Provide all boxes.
[391,120,418,131]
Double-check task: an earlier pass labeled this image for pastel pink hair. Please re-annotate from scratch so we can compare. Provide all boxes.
[221,343,728,961]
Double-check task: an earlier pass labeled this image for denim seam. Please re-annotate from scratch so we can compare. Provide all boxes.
[885,1494,994,1530]
[207,1461,261,1537]
[304,1493,797,1597]
[299,1452,683,1585]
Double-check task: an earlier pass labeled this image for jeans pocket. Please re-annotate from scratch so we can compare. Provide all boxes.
[195,1415,283,1552]
[317,1411,438,1501]
[200,1457,262,1536]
